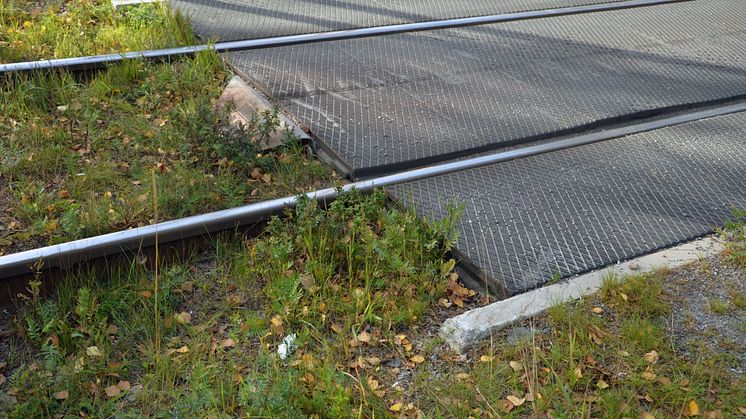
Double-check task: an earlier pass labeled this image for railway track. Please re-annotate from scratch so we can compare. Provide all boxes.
[0,0,687,74]
[1,0,741,298]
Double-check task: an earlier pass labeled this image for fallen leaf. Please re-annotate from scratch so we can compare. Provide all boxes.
[86,346,102,357]
[0,374,5,386]
[357,331,372,343]
[480,355,494,363]
[498,399,514,413]
[411,355,425,364]
[106,324,119,335]
[138,290,151,298]
[596,379,609,389]
[641,412,655,419]
[456,373,471,380]
[509,360,523,371]
[104,385,121,398]
[270,315,283,328]
[330,323,343,334]
[226,293,247,306]
[620,292,629,301]
[658,376,671,385]
[389,403,402,412]
[641,366,657,381]
[683,400,701,417]
[175,345,189,354]
[220,338,236,349]
[739,407,746,415]
[591,307,604,314]
[644,350,660,364]
[365,356,381,366]
[573,367,583,379]
[366,376,379,390]
[507,395,525,407]
[174,312,191,325]
[117,381,131,391]
[53,390,69,400]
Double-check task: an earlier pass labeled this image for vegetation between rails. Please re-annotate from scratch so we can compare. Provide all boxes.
[1,0,193,63]
[1,190,463,416]
[0,0,334,255]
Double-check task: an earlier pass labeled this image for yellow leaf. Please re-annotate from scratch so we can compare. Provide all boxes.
[644,350,660,364]
[175,345,189,353]
[86,346,102,357]
[684,400,701,417]
[596,379,609,389]
[365,356,381,366]
[620,292,629,301]
[641,412,655,419]
[591,307,604,314]
[456,373,471,380]
[270,315,283,328]
[573,367,583,379]
[53,390,69,400]
[509,360,523,371]
[389,403,402,412]
[641,366,657,381]
[506,395,525,407]
[480,355,494,363]
[174,312,191,325]
[411,355,425,364]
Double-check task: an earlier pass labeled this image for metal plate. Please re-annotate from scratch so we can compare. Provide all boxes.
[172,0,625,41]
[222,0,746,176]
[389,112,746,297]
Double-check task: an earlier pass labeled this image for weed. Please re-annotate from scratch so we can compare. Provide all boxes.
[708,298,729,315]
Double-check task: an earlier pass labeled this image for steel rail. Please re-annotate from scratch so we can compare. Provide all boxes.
[1,101,745,279]
[0,0,689,74]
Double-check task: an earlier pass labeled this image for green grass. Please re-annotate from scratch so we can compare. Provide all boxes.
[412,272,746,418]
[1,0,193,63]
[0,2,334,255]
[2,190,462,417]
[722,207,746,268]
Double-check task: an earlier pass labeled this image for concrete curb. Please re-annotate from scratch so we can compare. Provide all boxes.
[440,236,724,353]
[216,76,311,150]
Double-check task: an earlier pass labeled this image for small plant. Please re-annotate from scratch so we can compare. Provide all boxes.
[708,298,729,315]
[721,207,746,267]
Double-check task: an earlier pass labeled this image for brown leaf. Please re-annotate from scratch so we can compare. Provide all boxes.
[300,273,314,290]
[117,381,131,391]
[357,331,372,343]
[641,366,657,381]
[53,390,69,400]
[591,307,604,314]
[104,385,121,398]
[644,350,660,364]
[262,174,272,184]
[507,395,525,407]
[220,338,236,349]
[641,412,655,419]
[365,356,381,367]
[227,294,247,306]
[138,290,151,298]
[498,399,514,413]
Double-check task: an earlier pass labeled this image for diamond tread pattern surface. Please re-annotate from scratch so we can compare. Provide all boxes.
[220,0,746,175]
[172,0,622,41]
[389,112,746,297]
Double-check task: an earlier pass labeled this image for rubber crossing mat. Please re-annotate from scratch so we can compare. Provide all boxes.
[389,111,746,297]
[224,0,746,177]
[172,0,624,41]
